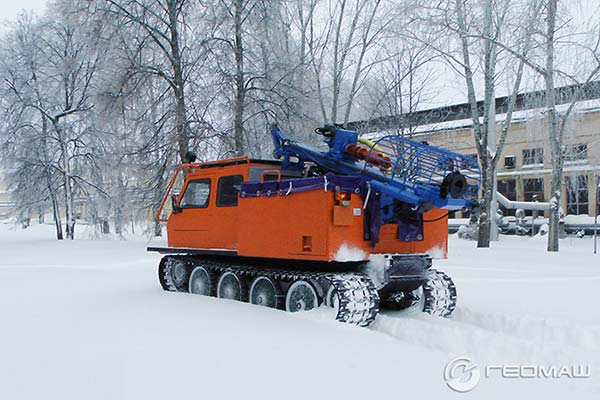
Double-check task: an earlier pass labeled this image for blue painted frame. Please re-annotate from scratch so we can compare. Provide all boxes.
[271,125,480,211]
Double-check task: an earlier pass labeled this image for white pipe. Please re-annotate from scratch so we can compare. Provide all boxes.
[496,191,551,211]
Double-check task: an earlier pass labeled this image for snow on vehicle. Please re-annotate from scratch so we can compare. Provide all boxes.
[148,125,481,326]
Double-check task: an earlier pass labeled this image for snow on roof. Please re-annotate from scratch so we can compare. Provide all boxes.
[364,98,600,139]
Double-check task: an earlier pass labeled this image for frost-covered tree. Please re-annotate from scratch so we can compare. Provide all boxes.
[536,0,600,252]
[469,0,600,251]
[401,0,541,247]
[99,0,202,162]
[1,3,109,239]
[307,0,395,125]
[199,0,310,156]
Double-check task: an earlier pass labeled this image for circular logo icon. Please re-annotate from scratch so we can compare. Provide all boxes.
[444,356,481,392]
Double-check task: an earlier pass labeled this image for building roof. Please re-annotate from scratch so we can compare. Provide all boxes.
[347,81,600,134]
[361,97,600,141]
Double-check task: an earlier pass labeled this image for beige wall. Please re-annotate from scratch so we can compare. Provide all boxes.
[422,110,600,217]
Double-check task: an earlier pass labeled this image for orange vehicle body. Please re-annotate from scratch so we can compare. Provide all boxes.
[161,157,448,263]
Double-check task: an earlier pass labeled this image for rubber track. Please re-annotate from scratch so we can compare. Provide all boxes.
[160,257,179,292]
[422,269,457,318]
[159,256,380,327]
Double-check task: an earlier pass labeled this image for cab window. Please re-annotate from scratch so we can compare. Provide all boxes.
[217,175,244,207]
[180,179,211,208]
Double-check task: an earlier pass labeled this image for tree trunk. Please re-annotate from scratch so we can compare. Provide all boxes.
[41,117,63,240]
[296,1,309,131]
[343,0,380,125]
[475,0,498,248]
[114,176,124,236]
[151,160,167,238]
[54,120,75,240]
[477,170,492,247]
[165,0,189,163]
[545,0,560,252]
[153,220,162,237]
[330,0,347,124]
[233,0,245,156]
[51,193,63,240]
[455,0,491,246]
[115,206,123,236]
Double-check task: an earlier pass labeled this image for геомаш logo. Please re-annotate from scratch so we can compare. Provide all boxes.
[444,357,481,392]
[444,356,591,392]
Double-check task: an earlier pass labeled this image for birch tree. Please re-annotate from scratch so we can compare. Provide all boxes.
[308,0,393,125]
[0,14,65,238]
[455,0,540,247]
[101,0,199,162]
[202,0,307,156]
[1,6,107,239]
[361,37,437,137]
[474,0,600,251]
[408,0,540,247]
[540,0,600,251]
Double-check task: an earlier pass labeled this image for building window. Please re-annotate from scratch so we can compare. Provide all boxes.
[523,148,543,165]
[523,178,544,217]
[563,143,587,162]
[523,178,544,202]
[566,175,588,215]
[504,155,516,169]
[217,175,244,207]
[498,179,516,216]
[180,179,211,208]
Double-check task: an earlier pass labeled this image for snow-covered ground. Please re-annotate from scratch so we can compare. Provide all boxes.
[0,223,599,399]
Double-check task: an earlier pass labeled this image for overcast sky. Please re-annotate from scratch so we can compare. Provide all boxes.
[1,0,48,23]
[0,0,596,112]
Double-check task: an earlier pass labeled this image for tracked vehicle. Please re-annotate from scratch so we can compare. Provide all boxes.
[148,125,480,326]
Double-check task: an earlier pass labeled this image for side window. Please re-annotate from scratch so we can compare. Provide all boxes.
[180,179,211,208]
[217,175,244,207]
[523,148,544,165]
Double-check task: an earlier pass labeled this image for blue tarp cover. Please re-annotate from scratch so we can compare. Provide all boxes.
[240,173,363,198]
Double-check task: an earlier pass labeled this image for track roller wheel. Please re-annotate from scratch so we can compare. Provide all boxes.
[249,276,279,308]
[217,271,243,301]
[285,280,318,312]
[189,266,213,296]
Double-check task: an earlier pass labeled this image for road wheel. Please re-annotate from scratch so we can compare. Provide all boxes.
[285,280,318,312]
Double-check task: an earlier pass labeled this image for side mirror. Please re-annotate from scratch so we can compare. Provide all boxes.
[171,194,182,214]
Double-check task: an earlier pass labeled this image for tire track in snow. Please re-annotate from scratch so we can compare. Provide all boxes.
[452,307,600,353]
[372,309,599,367]
[0,259,152,270]
[452,276,600,282]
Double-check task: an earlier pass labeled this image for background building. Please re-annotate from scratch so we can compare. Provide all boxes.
[349,82,600,218]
